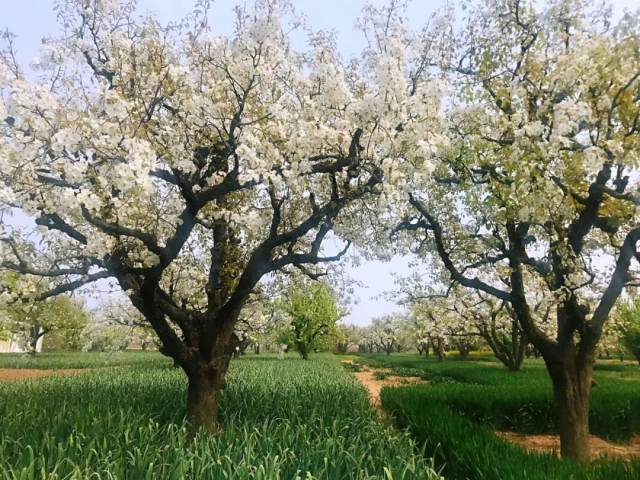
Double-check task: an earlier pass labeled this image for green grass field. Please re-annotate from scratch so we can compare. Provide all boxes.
[0,350,169,370]
[4,351,640,480]
[0,352,440,480]
[351,353,640,480]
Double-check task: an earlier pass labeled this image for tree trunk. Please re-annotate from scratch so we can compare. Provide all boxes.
[507,348,525,371]
[296,342,309,360]
[506,332,526,371]
[481,320,526,371]
[186,361,229,436]
[432,338,445,362]
[457,343,471,360]
[547,356,593,461]
[28,327,44,355]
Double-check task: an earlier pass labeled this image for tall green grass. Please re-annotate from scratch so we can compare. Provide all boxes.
[346,353,640,479]
[0,351,168,369]
[356,353,640,440]
[0,355,441,479]
[382,386,640,480]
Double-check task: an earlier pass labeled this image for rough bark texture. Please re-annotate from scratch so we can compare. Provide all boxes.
[186,364,228,435]
[546,353,593,461]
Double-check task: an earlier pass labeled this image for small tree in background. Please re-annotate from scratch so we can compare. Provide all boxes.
[369,315,405,355]
[81,323,132,353]
[278,282,341,360]
[333,324,351,354]
[233,290,277,356]
[98,299,158,350]
[1,274,90,353]
[619,301,640,364]
[41,305,90,351]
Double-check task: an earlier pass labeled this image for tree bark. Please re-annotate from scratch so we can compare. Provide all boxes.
[546,353,594,461]
[28,327,45,355]
[432,338,445,362]
[506,347,525,371]
[186,360,229,436]
[296,341,309,360]
[417,343,429,356]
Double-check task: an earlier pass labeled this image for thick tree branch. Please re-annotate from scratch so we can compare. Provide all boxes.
[588,228,640,338]
[407,194,512,301]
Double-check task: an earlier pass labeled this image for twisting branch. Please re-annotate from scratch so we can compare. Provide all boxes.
[32,271,112,301]
[35,214,88,244]
[589,228,640,337]
[406,194,512,302]
[81,206,167,261]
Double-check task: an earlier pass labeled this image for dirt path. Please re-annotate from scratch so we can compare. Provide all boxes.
[0,368,85,381]
[345,363,423,407]
[497,431,640,459]
[343,361,640,460]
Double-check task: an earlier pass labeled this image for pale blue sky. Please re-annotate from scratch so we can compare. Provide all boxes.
[2,0,447,62]
[1,0,636,325]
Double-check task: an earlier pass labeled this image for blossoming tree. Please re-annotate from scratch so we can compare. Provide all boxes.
[276,280,341,359]
[0,0,440,432]
[367,314,406,355]
[394,0,640,459]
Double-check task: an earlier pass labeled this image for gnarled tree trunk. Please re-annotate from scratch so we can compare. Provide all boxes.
[163,318,240,436]
[28,326,46,355]
[183,334,237,435]
[186,363,228,434]
[546,353,593,461]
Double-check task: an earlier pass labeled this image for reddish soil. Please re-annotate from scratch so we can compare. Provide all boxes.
[349,365,423,407]
[0,368,84,381]
[497,431,640,460]
[343,362,640,460]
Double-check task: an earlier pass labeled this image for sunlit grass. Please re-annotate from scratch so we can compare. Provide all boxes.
[0,354,440,479]
[347,353,640,479]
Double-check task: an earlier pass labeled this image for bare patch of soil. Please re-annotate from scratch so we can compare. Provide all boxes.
[497,431,640,459]
[0,368,85,381]
[350,365,423,407]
